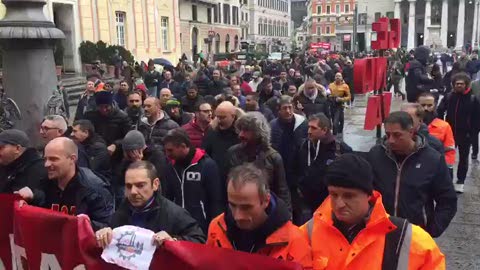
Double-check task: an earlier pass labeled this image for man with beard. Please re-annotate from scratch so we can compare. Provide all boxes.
[296,79,330,118]
[245,93,275,122]
[181,84,204,113]
[114,81,130,110]
[182,102,212,148]
[125,91,144,129]
[225,112,291,212]
[400,103,444,155]
[164,98,193,126]
[138,97,179,147]
[437,72,480,193]
[208,69,228,96]
[258,77,282,115]
[270,96,308,225]
[206,163,312,268]
[85,91,131,157]
[417,92,456,178]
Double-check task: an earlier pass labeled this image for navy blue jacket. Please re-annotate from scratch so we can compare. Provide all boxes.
[367,136,457,237]
[163,148,223,233]
[270,114,308,189]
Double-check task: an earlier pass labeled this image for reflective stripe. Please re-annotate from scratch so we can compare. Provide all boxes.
[306,218,314,244]
[396,223,412,270]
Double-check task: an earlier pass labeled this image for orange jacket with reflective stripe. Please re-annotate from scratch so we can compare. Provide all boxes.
[300,191,445,270]
[428,118,456,166]
[207,213,313,269]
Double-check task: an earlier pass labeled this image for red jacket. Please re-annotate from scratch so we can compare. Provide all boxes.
[182,119,210,148]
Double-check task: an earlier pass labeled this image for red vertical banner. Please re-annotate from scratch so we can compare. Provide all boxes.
[364,95,381,130]
[0,195,18,270]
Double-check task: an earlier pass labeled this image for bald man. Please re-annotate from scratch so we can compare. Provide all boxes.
[18,137,114,230]
[202,102,241,201]
[138,97,179,147]
[159,88,173,108]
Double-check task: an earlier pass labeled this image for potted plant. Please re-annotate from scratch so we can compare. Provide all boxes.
[78,41,98,73]
[54,40,64,76]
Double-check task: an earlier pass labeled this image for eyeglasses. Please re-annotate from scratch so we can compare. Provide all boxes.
[40,126,59,132]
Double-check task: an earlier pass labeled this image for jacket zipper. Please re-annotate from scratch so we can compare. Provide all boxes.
[386,152,415,216]
[172,163,197,208]
[200,200,206,219]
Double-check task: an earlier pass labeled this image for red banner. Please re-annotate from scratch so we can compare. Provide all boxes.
[0,195,302,270]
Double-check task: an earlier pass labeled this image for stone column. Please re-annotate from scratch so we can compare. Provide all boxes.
[472,0,479,46]
[408,0,416,50]
[424,0,431,45]
[440,0,448,47]
[456,0,465,50]
[0,0,64,145]
[394,0,402,19]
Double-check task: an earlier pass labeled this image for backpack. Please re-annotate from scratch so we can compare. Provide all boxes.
[305,215,410,270]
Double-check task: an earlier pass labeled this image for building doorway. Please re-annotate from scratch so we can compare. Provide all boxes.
[53,3,75,72]
[192,27,199,61]
[215,34,221,53]
[225,34,230,53]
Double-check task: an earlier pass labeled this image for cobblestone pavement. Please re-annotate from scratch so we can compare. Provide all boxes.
[343,94,480,270]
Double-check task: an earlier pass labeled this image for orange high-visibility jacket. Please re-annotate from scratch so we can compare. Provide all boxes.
[207,213,313,269]
[300,191,445,270]
[428,118,456,166]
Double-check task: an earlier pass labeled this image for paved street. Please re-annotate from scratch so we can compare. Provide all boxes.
[343,94,480,269]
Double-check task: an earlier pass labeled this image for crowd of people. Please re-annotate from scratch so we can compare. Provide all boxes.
[2,45,480,269]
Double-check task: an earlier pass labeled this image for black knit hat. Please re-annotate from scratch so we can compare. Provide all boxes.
[95,90,113,105]
[325,153,374,195]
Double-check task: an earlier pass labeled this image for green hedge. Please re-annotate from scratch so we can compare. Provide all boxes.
[79,40,135,65]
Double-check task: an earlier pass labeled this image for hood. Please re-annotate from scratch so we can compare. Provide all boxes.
[169,148,206,165]
[413,46,430,65]
[224,193,291,250]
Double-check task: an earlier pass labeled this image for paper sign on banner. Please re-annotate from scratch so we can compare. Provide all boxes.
[101,226,156,270]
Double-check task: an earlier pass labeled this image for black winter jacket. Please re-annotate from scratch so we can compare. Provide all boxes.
[202,125,240,181]
[110,193,206,243]
[74,93,96,121]
[80,135,111,181]
[270,114,308,188]
[226,144,292,213]
[34,167,114,231]
[138,113,179,147]
[164,148,223,233]
[296,92,330,118]
[85,108,131,147]
[0,148,47,197]
[437,89,480,137]
[406,60,434,102]
[367,136,457,237]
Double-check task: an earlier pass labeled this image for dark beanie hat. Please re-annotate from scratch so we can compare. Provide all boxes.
[325,153,374,195]
[122,130,146,151]
[95,90,113,105]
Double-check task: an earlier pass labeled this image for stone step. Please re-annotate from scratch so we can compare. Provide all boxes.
[61,76,120,107]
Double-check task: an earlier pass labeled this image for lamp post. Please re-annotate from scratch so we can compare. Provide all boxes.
[0,0,64,145]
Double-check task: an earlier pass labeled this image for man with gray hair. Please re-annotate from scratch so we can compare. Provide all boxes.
[40,115,68,143]
[225,112,291,212]
[18,137,114,230]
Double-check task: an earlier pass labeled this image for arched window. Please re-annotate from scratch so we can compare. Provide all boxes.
[258,18,263,35]
[268,20,272,36]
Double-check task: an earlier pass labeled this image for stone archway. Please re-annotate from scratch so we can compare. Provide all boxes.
[192,27,199,60]
[215,33,221,53]
[234,35,239,51]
